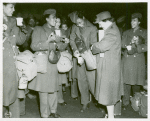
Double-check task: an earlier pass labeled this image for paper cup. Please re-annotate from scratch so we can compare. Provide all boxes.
[18,77,28,89]
[126,46,132,50]
[55,30,61,36]
[98,30,104,41]
[16,17,23,26]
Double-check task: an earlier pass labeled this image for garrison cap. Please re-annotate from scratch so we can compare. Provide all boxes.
[68,11,78,23]
[43,9,56,15]
[131,13,142,19]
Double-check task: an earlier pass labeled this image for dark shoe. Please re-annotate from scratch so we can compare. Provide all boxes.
[72,97,78,100]
[80,103,90,112]
[49,113,61,118]
[4,112,12,118]
[59,102,67,106]
[99,107,106,117]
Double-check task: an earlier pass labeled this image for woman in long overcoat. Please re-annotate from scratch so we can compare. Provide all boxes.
[28,9,60,118]
[68,11,97,112]
[91,11,123,118]
[121,13,147,109]
[3,3,26,118]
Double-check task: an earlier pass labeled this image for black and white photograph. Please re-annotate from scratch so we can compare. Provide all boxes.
[2,0,148,119]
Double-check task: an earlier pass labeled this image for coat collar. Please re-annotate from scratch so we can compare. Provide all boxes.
[105,22,116,32]
[131,26,143,33]
[84,19,93,27]
[43,23,55,32]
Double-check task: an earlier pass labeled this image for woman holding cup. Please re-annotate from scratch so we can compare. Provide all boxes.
[54,16,69,106]
[3,3,26,118]
[28,9,61,118]
[121,13,147,110]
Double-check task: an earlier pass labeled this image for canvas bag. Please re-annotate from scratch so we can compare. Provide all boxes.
[15,50,37,89]
[34,51,48,73]
[57,51,73,73]
[130,92,143,111]
[81,49,97,70]
[139,92,147,117]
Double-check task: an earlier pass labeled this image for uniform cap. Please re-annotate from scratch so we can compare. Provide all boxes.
[68,11,78,23]
[131,13,142,19]
[43,9,56,15]
[94,11,111,23]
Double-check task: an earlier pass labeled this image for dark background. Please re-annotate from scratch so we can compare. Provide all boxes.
[14,2,147,29]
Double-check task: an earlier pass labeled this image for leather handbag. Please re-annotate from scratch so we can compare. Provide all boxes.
[75,35,87,53]
[49,49,61,64]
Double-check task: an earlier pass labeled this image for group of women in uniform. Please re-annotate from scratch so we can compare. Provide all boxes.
[3,3,147,118]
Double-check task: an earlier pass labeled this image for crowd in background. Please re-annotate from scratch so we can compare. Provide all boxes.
[3,3,147,118]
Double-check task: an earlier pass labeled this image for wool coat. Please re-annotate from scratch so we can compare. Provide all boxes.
[28,23,59,93]
[69,19,97,84]
[3,17,26,106]
[121,27,147,85]
[92,22,123,106]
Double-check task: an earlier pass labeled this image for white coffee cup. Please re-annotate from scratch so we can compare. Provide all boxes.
[16,17,23,26]
[55,30,61,36]
[77,56,84,65]
[18,77,28,89]
[126,45,132,50]
[98,30,104,42]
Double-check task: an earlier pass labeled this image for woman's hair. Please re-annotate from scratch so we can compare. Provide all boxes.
[61,17,69,27]
[137,17,142,23]
[56,13,62,22]
[76,11,85,19]
[102,17,115,23]
[41,14,51,25]
[27,16,36,24]
[3,3,16,6]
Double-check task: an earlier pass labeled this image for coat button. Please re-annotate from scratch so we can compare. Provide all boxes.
[13,35,15,37]
[142,48,144,50]
[134,55,136,57]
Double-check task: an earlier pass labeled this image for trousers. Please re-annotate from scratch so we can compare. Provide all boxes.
[77,63,95,105]
[122,84,141,106]
[71,79,78,98]
[57,85,64,103]
[39,92,57,118]
[3,98,20,118]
